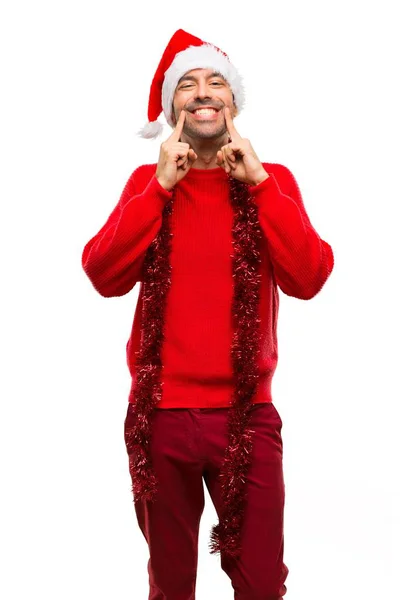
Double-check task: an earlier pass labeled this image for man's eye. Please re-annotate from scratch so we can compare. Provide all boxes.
[180,82,222,89]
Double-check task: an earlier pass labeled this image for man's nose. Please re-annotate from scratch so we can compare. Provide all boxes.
[195,82,210,99]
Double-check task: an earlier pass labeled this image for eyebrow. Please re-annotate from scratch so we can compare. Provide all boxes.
[177,71,226,85]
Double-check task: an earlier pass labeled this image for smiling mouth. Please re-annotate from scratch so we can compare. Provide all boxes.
[190,108,221,120]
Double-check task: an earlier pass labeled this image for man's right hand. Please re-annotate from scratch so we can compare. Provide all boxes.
[155,110,198,191]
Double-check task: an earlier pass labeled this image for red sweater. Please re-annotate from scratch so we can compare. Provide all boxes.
[82,163,334,408]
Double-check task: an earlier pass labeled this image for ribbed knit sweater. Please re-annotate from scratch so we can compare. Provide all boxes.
[82,162,334,408]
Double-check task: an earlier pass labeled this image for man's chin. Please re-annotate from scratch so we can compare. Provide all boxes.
[184,125,227,140]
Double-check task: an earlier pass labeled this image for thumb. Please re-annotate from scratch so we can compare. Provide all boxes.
[187,148,198,165]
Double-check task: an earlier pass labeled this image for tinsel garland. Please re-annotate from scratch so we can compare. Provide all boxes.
[124,173,263,560]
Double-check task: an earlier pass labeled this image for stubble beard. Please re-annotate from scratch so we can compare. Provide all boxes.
[173,106,228,141]
[183,119,228,140]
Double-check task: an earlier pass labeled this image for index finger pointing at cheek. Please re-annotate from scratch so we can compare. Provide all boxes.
[169,109,186,142]
[224,106,241,141]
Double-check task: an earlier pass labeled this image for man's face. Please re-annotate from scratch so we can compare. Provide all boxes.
[171,68,237,139]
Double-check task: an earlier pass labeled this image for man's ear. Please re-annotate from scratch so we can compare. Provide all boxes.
[231,93,238,118]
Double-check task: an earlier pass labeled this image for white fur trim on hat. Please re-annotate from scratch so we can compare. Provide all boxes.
[161,43,245,128]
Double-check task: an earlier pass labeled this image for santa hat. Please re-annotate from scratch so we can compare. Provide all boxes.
[137,28,245,139]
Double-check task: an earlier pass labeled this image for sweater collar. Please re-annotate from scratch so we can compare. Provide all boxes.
[183,166,228,181]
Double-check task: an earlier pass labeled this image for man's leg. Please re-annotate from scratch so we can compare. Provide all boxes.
[203,403,289,599]
[125,406,205,600]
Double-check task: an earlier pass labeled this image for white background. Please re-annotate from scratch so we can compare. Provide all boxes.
[1,1,412,599]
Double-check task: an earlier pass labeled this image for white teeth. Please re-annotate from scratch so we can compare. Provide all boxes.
[194,109,217,115]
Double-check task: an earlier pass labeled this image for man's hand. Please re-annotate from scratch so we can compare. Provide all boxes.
[156,110,198,191]
[216,107,269,186]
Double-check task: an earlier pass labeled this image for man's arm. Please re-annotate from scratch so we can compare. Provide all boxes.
[249,164,334,300]
[81,166,173,297]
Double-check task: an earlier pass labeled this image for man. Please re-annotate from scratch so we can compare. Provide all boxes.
[82,28,334,600]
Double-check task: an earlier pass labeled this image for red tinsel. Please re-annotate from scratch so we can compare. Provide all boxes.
[124,173,263,560]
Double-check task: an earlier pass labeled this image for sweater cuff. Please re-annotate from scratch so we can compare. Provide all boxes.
[144,173,174,211]
[248,172,283,203]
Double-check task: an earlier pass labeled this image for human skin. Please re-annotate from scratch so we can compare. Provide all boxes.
[156,67,269,189]
[170,67,237,170]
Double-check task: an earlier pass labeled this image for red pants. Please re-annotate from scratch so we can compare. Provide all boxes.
[124,402,289,599]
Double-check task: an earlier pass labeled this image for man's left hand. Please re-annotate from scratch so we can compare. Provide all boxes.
[216,107,270,186]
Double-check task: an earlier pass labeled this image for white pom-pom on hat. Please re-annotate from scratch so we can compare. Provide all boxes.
[137,120,164,140]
